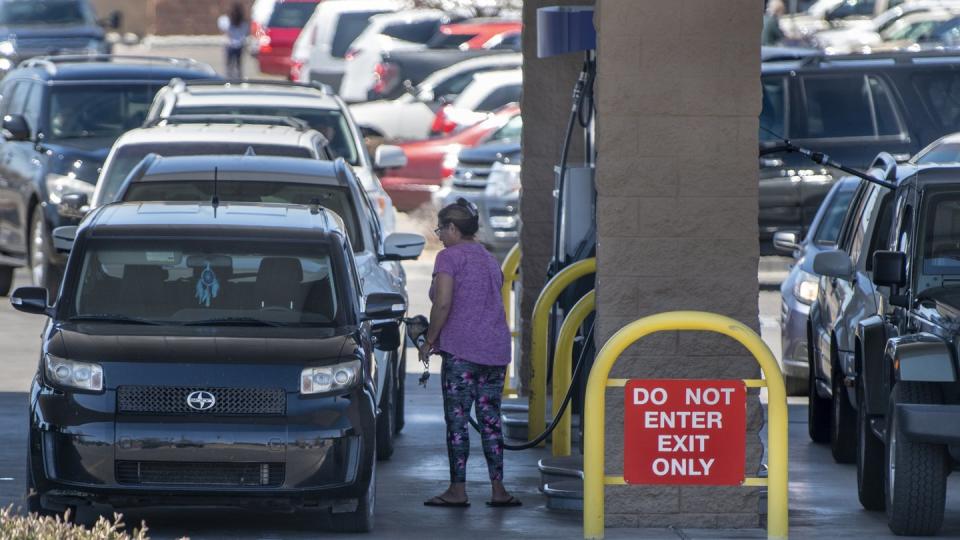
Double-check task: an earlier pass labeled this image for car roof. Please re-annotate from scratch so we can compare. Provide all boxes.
[164,80,341,109]
[13,55,217,81]
[132,155,346,186]
[469,69,523,85]
[421,53,522,87]
[908,163,960,186]
[85,201,348,241]
[319,0,403,15]
[366,8,444,28]
[114,123,321,147]
[762,49,960,74]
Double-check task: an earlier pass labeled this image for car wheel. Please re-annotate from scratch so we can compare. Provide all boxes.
[830,375,856,463]
[808,354,831,443]
[376,368,395,460]
[395,344,406,434]
[329,451,376,533]
[29,206,62,297]
[0,265,13,297]
[784,375,806,397]
[856,384,884,511]
[885,382,947,536]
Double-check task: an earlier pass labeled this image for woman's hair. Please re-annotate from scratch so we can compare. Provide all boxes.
[229,2,246,27]
[438,198,480,236]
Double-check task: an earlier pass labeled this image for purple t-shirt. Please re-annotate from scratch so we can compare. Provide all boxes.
[430,242,511,366]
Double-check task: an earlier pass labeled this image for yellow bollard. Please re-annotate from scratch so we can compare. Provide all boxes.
[551,290,595,458]
[582,311,788,540]
[529,258,596,445]
[500,243,521,397]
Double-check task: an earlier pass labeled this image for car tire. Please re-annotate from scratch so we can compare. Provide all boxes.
[808,356,831,444]
[29,206,62,298]
[395,344,406,434]
[830,375,856,463]
[376,368,395,460]
[329,452,376,533]
[0,265,13,297]
[856,384,884,511]
[784,375,806,397]
[885,382,947,536]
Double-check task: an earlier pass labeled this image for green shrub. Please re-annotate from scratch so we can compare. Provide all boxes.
[0,506,152,540]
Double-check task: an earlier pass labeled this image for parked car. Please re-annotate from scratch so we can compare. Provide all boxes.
[350,53,521,141]
[758,49,960,249]
[0,55,217,298]
[295,0,403,88]
[255,0,320,76]
[369,46,517,102]
[249,0,278,36]
[13,200,409,532]
[776,177,859,397]
[429,69,521,136]
[0,0,120,75]
[425,19,522,50]
[781,0,908,43]
[381,103,519,211]
[145,79,404,234]
[111,154,426,454]
[338,9,461,103]
[832,8,960,52]
[810,1,960,51]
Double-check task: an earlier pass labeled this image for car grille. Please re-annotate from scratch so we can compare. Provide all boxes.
[452,160,493,188]
[116,461,284,487]
[17,37,95,55]
[117,386,286,416]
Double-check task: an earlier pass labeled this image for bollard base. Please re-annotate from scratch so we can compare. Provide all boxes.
[542,479,583,511]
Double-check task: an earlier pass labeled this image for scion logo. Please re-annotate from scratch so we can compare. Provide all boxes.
[186,390,216,411]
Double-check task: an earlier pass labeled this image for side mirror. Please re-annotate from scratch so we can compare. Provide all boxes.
[10,287,50,316]
[2,114,30,141]
[772,231,800,255]
[374,144,408,170]
[58,193,89,220]
[381,232,425,261]
[363,292,406,321]
[52,226,78,254]
[873,250,907,288]
[813,249,854,280]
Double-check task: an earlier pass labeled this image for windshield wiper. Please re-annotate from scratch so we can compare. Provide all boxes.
[184,317,287,327]
[69,314,163,325]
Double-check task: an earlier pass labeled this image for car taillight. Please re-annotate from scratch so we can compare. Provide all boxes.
[430,105,456,136]
[289,60,304,82]
[259,33,272,53]
[372,62,399,97]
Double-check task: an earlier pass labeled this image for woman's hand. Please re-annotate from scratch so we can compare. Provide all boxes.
[419,340,432,367]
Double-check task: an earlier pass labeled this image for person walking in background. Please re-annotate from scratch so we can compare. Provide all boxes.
[762,0,786,46]
[421,198,521,508]
[218,2,249,79]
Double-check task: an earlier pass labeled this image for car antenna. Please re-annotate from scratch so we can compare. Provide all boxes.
[212,166,220,216]
[759,126,896,190]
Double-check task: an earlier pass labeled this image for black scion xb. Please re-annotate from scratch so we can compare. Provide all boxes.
[10,201,405,532]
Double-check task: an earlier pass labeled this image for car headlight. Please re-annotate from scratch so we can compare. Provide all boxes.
[484,162,521,199]
[45,354,103,392]
[794,270,820,305]
[46,173,95,205]
[0,40,15,57]
[301,359,361,395]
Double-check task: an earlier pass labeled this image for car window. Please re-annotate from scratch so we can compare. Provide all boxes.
[47,84,162,141]
[839,181,870,251]
[813,185,857,245]
[69,238,344,327]
[425,69,483,101]
[848,186,881,262]
[123,181,363,250]
[913,71,960,130]
[488,114,522,142]
[22,83,41,129]
[760,76,788,140]
[427,32,475,49]
[865,194,893,271]
[0,0,94,25]
[488,32,521,50]
[98,142,313,205]
[920,192,960,274]
[475,84,522,112]
[796,75,903,139]
[381,19,441,44]
[829,0,875,19]
[331,11,384,59]
[267,1,317,28]
[6,81,30,116]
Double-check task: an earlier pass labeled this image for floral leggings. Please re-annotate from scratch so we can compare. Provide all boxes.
[440,354,506,483]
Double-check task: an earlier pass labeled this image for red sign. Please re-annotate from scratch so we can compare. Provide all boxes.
[623,379,746,485]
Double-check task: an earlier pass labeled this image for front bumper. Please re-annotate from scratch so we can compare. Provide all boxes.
[898,403,960,445]
[30,381,376,510]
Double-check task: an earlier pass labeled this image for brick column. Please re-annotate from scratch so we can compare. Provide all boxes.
[594,0,764,528]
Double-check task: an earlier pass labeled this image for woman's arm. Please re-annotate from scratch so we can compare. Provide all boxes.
[425,272,454,349]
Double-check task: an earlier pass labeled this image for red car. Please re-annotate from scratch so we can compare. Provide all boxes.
[428,20,522,50]
[381,104,520,212]
[256,0,319,76]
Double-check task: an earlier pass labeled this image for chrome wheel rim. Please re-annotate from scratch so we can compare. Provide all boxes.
[30,216,45,286]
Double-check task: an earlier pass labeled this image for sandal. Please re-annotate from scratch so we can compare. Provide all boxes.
[486,496,522,507]
[424,496,470,508]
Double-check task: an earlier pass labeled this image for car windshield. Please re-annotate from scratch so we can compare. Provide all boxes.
[123,181,363,250]
[98,142,313,205]
[813,184,857,245]
[921,191,960,275]
[0,0,92,25]
[47,84,163,141]
[172,105,358,165]
[488,114,521,142]
[267,1,317,28]
[913,142,960,164]
[68,238,343,327]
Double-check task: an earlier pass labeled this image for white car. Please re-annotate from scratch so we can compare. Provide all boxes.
[144,79,404,234]
[350,52,521,141]
[295,0,405,88]
[431,69,522,136]
[338,9,455,103]
[813,3,960,52]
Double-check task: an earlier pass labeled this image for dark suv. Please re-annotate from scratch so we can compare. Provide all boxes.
[759,50,960,249]
[11,201,404,532]
[0,55,216,297]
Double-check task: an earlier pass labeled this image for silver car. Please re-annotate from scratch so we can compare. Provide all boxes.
[777,177,858,395]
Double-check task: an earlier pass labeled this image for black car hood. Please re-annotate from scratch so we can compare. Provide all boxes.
[42,138,114,182]
[0,25,104,41]
[458,140,522,165]
[917,287,960,328]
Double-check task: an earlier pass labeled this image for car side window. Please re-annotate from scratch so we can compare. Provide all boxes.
[476,85,522,112]
[381,19,440,44]
[796,74,903,139]
[360,187,383,251]
[838,182,870,252]
[760,76,788,141]
[912,71,960,130]
[22,83,42,136]
[848,187,879,263]
[865,194,893,271]
[6,82,29,116]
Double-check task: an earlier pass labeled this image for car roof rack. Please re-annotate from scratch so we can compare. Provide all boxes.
[170,78,333,95]
[19,54,215,74]
[799,48,960,67]
[144,114,311,131]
